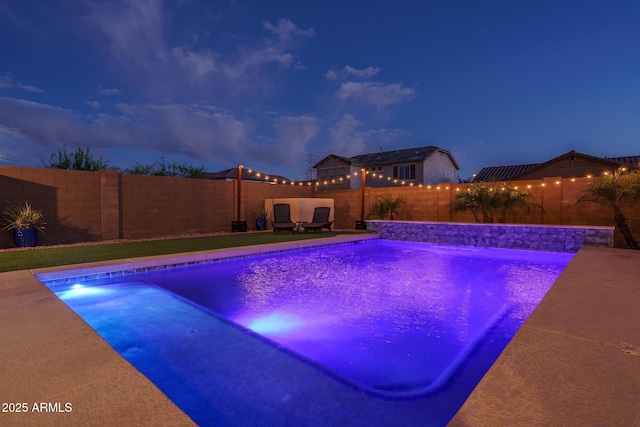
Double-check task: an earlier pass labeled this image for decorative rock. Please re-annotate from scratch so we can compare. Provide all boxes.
[365,221,614,253]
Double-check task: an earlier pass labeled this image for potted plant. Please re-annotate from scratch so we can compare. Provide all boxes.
[2,202,46,247]
[253,205,269,231]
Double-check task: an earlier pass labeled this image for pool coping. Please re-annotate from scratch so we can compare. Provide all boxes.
[34,233,379,286]
[2,235,639,425]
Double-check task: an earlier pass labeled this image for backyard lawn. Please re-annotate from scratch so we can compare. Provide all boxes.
[0,232,354,273]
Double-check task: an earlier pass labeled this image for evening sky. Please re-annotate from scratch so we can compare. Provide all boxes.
[1,0,638,180]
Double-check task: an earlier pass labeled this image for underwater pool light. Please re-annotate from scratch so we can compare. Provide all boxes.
[246,312,303,335]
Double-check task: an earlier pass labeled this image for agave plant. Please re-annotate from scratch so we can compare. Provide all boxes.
[2,202,46,232]
[578,168,640,250]
[252,205,269,219]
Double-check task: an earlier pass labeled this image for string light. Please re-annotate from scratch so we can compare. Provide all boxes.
[237,163,634,190]
[235,166,318,186]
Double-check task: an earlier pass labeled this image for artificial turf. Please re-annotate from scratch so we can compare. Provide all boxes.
[0,232,352,273]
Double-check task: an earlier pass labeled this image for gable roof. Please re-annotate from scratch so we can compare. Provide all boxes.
[607,155,640,168]
[353,145,439,165]
[312,154,361,168]
[473,163,539,182]
[314,145,459,169]
[203,168,292,183]
[473,150,640,182]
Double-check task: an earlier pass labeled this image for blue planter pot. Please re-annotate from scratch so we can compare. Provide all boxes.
[13,227,38,247]
[256,218,267,231]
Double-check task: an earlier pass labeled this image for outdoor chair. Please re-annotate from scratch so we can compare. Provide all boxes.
[271,203,296,233]
[301,207,333,233]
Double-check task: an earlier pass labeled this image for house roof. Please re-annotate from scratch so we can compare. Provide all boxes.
[473,150,640,182]
[607,155,640,168]
[203,168,292,183]
[473,163,539,182]
[312,154,361,168]
[314,145,459,169]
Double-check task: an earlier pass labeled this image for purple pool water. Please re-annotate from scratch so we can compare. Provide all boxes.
[43,240,572,424]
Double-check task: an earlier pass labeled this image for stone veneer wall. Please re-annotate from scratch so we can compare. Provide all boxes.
[366,221,614,253]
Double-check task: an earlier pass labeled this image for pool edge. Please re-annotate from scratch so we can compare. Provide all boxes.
[33,234,379,283]
[3,239,639,425]
[449,246,640,426]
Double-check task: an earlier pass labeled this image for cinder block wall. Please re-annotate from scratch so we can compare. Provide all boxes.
[119,173,235,239]
[1,166,638,248]
[0,167,103,247]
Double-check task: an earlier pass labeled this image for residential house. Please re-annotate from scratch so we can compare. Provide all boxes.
[473,150,640,182]
[314,146,459,190]
[204,168,293,184]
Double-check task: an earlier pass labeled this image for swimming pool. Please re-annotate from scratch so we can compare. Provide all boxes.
[40,239,572,425]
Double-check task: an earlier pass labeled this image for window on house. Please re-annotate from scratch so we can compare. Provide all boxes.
[393,164,416,180]
[319,167,347,182]
[445,169,455,180]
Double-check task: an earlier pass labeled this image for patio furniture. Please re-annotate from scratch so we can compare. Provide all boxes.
[301,207,333,233]
[271,203,297,233]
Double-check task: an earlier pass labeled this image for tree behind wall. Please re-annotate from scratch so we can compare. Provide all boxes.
[44,147,112,171]
[44,148,205,178]
[123,158,205,178]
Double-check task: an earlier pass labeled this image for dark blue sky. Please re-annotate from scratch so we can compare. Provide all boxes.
[1,0,638,180]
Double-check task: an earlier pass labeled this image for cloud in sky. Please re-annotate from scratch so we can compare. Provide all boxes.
[254,115,321,164]
[0,92,408,173]
[3,1,640,180]
[0,1,416,176]
[325,114,411,157]
[99,88,123,96]
[326,65,415,107]
[326,65,381,80]
[336,82,416,107]
[0,2,328,174]
[0,96,249,163]
[84,1,314,99]
[0,97,89,147]
[0,75,43,93]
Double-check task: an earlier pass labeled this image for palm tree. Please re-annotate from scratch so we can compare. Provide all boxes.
[497,187,540,223]
[452,182,502,223]
[578,168,640,250]
[368,195,407,220]
[452,182,540,223]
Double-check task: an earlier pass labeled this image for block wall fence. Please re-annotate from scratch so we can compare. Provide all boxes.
[1,166,638,249]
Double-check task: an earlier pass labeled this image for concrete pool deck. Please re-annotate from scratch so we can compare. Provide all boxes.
[1,236,639,425]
